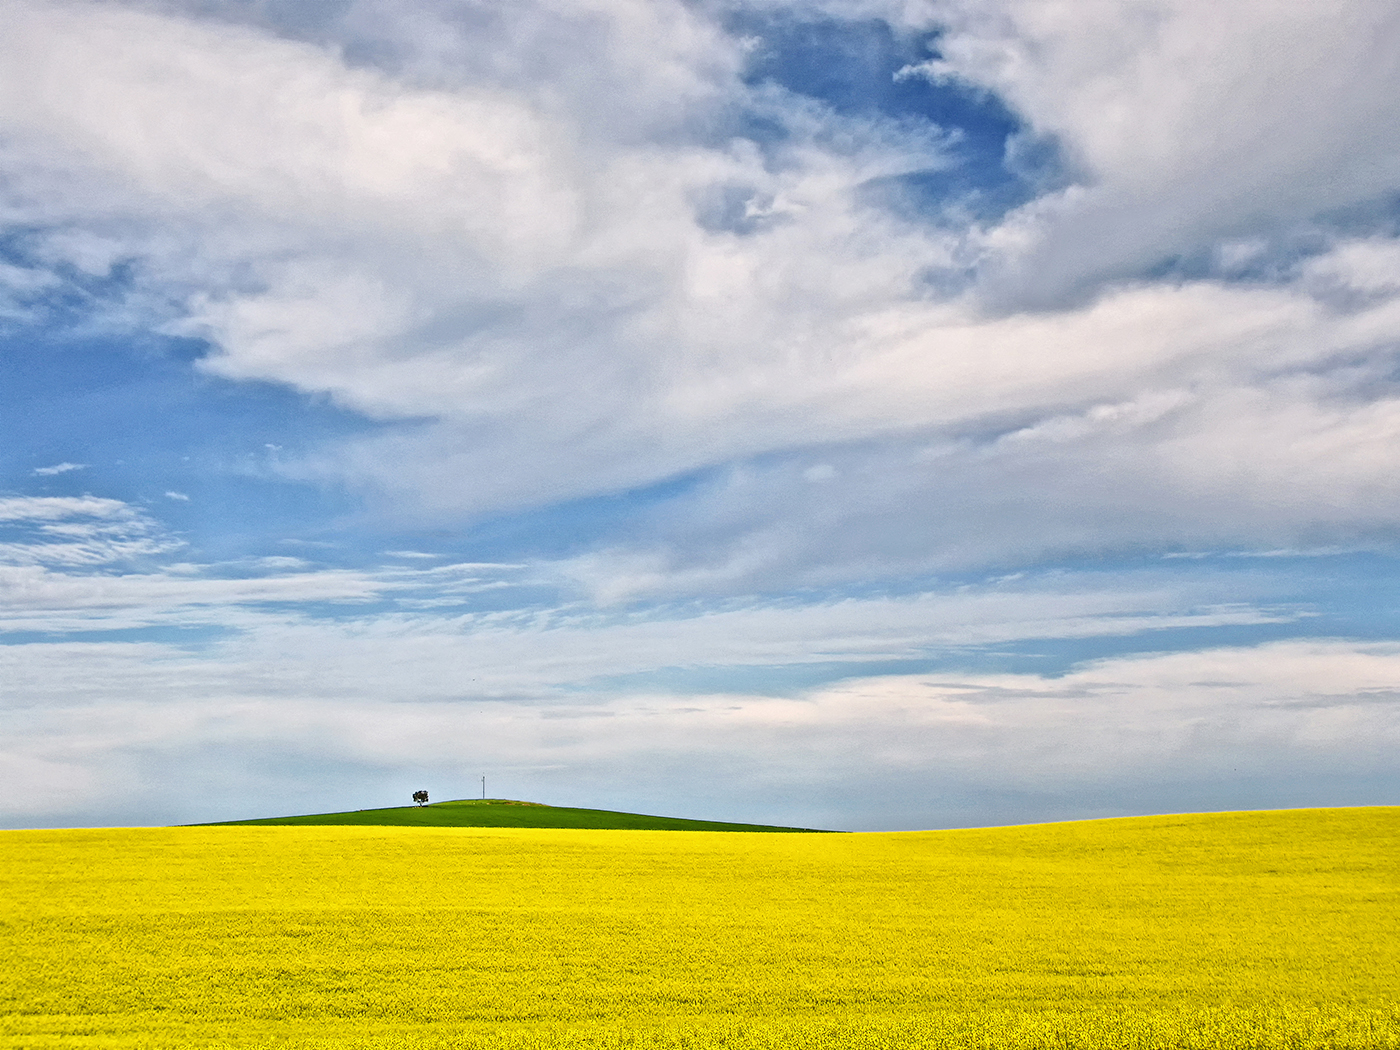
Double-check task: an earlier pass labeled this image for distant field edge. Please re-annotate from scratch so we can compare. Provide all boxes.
[192,798,840,832]
[934,803,1400,832]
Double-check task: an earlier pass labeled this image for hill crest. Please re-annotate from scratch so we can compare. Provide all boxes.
[200,798,835,832]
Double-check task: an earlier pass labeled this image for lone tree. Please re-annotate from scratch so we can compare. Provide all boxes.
[412,790,429,807]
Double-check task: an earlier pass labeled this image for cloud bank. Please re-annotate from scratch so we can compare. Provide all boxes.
[5,631,1394,829]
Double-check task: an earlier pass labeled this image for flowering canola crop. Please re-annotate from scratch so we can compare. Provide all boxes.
[2,808,1397,1048]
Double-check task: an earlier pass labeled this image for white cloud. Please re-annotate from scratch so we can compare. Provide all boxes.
[0,500,1293,650]
[0,495,182,566]
[2,0,1399,593]
[1,637,1394,828]
[0,496,402,630]
[31,461,88,476]
[0,259,60,321]
[164,490,189,501]
[0,495,132,521]
[914,0,1400,303]
[0,565,394,633]
[0,495,1378,830]
[0,494,1301,715]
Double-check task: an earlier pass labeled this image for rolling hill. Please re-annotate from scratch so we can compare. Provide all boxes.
[199,797,835,832]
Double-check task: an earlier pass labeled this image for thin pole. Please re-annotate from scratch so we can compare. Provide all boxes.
[481,775,486,800]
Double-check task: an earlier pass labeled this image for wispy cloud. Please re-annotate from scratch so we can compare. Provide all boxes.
[0,496,130,521]
[0,495,181,567]
[32,461,87,476]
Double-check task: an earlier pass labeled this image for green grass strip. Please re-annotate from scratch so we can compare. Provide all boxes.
[196,797,835,832]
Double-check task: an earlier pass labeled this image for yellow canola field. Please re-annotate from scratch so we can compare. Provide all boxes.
[2,808,1397,1049]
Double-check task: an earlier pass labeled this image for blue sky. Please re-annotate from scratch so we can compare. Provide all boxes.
[2,0,1400,831]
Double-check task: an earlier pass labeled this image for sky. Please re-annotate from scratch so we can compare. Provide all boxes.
[2,0,1400,832]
